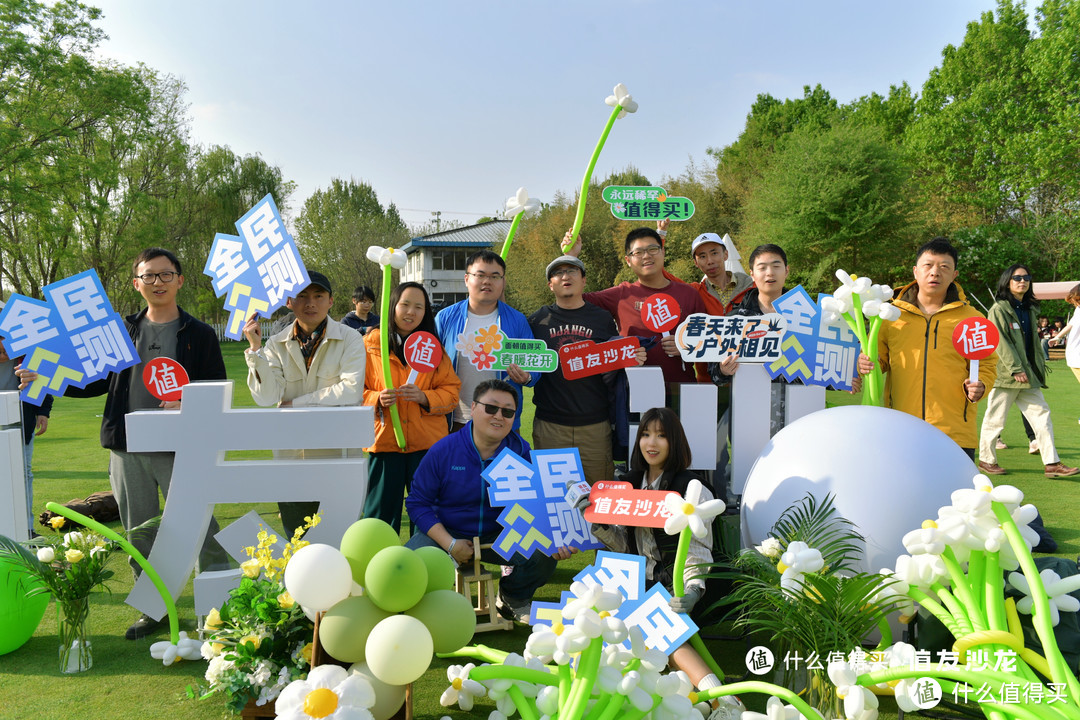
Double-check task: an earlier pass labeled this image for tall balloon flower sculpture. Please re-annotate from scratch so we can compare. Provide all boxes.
[499,187,541,259]
[820,269,900,406]
[560,83,639,253]
[365,245,408,450]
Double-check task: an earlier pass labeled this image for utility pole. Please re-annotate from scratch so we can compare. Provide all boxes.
[431,210,441,233]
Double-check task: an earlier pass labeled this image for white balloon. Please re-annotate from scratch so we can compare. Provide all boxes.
[389,250,406,269]
[283,543,353,612]
[366,245,386,262]
[741,406,974,577]
[378,248,391,266]
[348,661,407,720]
[365,615,434,685]
[515,187,529,205]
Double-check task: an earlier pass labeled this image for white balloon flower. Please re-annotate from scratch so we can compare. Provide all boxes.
[605,83,639,118]
[150,631,203,666]
[662,478,725,539]
[504,187,541,219]
[827,659,880,720]
[1008,569,1080,626]
[439,663,487,711]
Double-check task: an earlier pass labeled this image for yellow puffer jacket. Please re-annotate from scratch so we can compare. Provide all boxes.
[362,329,461,454]
[877,280,998,449]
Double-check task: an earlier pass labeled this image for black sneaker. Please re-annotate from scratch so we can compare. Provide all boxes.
[495,593,531,624]
[125,613,164,640]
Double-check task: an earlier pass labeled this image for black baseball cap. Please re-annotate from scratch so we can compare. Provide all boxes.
[304,271,332,295]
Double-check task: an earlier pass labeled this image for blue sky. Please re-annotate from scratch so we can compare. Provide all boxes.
[91,1,1000,228]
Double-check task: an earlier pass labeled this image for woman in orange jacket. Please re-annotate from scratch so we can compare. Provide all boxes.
[363,282,460,532]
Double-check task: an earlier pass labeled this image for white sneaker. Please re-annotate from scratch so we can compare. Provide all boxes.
[1029,440,1040,454]
[995,439,1008,450]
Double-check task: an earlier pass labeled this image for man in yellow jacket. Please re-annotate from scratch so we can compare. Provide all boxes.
[858,237,997,457]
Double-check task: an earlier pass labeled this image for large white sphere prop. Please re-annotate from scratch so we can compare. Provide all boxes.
[348,661,407,720]
[282,543,353,612]
[741,405,975,575]
[365,614,434,686]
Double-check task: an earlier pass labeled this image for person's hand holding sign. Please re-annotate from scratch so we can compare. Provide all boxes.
[953,317,999,403]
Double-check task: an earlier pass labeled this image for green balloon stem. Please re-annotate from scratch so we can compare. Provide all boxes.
[595,693,625,720]
[559,662,572,707]
[467,664,559,687]
[874,614,893,650]
[562,105,623,253]
[500,212,524,260]
[689,632,724,680]
[379,264,406,450]
[672,526,691,598]
[437,643,510,665]
[44,501,179,644]
[508,684,540,720]
[563,637,603,720]
[993,503,1080,701]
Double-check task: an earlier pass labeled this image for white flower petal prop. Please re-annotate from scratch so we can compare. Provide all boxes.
[629,625,669,671]
[820,296,843,323]
[878,303,902,322]
[1008,569,1080,626]
[755,537,783,559]
[832,284,855,314]
[604,82,639,118]
[365,244,406,269]
[504,187,541,219]
[662,479,725,538]
[150,631,202,666]
[536,685,560,716]
[893,554,947,590]
[778,541,824,574]
[440,663,487,711]
[861,299,882,318]
[828,659,879,720]
[835,269,855,287]
[276,664,376,720]
[524,624,557,664]
[873,569,915,619]
[902,526,946,556]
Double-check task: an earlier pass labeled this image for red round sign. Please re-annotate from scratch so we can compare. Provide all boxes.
[952,317,1000,360]
[640,293,681,333]
[142,357,190,402]
[404,331,442,373]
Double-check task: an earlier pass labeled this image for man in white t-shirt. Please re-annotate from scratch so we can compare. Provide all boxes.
[434,250,538,432]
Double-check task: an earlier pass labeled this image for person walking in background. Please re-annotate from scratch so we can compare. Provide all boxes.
[1050,283,1080,424]
[978,264,1078,479]
[342,285,379,334]
[362,282,460,534]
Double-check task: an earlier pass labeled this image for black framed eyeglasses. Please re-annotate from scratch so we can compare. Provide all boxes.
[135,271,177,284]
[475,401,516,419]
[1011,274,1032,282]
[626,245,662,259]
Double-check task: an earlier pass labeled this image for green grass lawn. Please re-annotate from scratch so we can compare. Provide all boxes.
[2,342,1079,719]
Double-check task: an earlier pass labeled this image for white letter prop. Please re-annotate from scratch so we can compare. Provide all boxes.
[124,381,372,620]
[0,392,28,540]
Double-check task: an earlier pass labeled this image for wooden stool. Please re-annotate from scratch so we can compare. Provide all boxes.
[455,536,513,632]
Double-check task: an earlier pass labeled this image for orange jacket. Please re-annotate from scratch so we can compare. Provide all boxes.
[363,329,461,454]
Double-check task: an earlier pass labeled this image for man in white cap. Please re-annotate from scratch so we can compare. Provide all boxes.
[688,230,753,316]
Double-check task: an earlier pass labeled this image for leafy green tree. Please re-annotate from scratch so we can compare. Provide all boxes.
[293,178,408,317]
[741,122,916,290]
[0,0,151,297]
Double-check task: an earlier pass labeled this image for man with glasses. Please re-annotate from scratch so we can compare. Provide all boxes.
[528,255,645,484]
[435,249,538,432]
[405,379,573,624]
[566,228,707,390]
[25,247,231,640]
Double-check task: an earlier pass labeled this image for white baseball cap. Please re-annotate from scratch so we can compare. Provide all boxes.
[691,232,727,255]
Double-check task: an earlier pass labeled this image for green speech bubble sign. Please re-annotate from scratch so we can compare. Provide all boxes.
[602,185,696,222]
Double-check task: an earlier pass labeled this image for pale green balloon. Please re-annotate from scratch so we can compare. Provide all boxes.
[413,545,456,592]
[364,546,427,613]
[339,518,400,585]
[317,595,390,664]
[405,589,476,653]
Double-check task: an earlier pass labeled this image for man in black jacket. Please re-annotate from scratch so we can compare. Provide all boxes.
[20,247,229,639]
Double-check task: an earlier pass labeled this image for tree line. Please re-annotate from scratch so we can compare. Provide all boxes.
[4,0,1078,322]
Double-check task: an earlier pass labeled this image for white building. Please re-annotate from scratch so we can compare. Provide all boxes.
[399,220,511,310]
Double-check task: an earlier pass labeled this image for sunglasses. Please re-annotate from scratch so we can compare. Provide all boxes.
[475,401,516,419]
[1011,274,1032,282]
